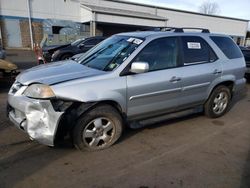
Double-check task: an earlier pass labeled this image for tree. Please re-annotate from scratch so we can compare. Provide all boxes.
[199,0,220,15]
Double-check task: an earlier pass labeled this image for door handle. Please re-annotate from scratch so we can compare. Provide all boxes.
[213,69,222,74]
[170,76,181,82]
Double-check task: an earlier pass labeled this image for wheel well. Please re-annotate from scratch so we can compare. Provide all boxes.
[93,100,125,117]
[60,52,73,60]
[216,81,234,92]
[209,81,234,99]
[55,100,125,143]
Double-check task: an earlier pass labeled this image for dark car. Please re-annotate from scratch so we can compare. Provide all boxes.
[239,46,250,80]
[0,45,6,59]
[43,36,106,62]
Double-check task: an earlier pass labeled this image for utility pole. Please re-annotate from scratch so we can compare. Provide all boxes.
[27,0,34,49]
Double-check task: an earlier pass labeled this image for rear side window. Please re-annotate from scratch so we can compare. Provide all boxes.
[210,36,243,59]
[181,36,217,65]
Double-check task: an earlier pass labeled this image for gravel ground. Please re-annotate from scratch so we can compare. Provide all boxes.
[0,79,250,188]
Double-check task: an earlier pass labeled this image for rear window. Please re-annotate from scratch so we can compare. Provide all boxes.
[210,36,243,59]
[181,36,217,65]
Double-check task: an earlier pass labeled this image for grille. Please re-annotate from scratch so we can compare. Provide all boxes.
[10,81,23,94]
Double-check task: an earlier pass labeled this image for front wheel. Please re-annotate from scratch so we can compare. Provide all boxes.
[73,105,123,151]
[204,85,231,118]
[60,54,73,60]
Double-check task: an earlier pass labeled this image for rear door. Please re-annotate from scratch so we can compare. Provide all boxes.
[178,36,222,108]
[126,37,183,119]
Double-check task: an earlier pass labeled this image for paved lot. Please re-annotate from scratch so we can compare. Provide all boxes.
[0,79,250,188]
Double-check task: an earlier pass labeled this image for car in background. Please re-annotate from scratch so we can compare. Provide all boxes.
[0,45,6,59]
[239,46,250,80]
[42,36,106,62]
[71,52,85,61]
[0,45,18,77]
[0,59,18,77]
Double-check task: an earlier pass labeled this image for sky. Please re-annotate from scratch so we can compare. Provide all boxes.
[125,0,250,29]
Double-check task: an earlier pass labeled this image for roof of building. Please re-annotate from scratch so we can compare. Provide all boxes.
[104,0,249,22]
[81,4,167,21]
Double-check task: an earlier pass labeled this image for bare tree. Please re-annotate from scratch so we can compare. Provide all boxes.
[199,0,220,15]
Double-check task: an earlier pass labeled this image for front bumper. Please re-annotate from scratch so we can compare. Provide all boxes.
[43,52,52,62]
[7,84,63,146]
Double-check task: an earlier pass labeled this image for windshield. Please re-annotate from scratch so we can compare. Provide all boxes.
[71,38,85,46]
[78,35,144,71]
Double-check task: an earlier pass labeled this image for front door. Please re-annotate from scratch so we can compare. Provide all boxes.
[126,37,182,119]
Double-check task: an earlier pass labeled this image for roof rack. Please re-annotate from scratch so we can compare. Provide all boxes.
[159,27,210,33]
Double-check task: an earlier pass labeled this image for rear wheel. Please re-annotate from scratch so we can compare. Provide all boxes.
[204,85,231,118]
[73,105,123,151]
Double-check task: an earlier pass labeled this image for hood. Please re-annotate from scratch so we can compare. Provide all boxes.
[16,60,106,85]
[43,44,70,53]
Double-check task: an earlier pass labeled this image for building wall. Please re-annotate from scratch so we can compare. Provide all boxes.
[0,0,82,48]
[0,18,43,48]
[81,0,248,39]
[96,14,166,27]
[19,20,43,48]
[157,9,248,37]
[80,6,93,23]
[0,0,248,48]
[0,0,81,22]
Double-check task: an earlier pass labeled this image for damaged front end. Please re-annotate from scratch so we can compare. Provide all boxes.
[7,81,71,146]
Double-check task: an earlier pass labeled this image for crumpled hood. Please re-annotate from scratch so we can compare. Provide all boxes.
[16,60,105,85]
[42,44,70,53]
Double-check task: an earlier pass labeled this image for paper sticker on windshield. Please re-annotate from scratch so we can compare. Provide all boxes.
[127,38,135,42]
[187,42,201,49]
[127,38,143,45]
[133,39,143,45]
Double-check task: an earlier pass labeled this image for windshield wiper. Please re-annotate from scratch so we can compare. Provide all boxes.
[81,44,114,65]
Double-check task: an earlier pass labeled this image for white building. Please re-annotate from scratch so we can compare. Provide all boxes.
[0,0,249,48]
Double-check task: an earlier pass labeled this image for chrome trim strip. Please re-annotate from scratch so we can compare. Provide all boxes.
[129,88,182,101]
[182,82,210,91]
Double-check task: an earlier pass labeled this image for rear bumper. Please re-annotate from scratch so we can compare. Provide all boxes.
[233,78,247,96]
[7,87,63,146]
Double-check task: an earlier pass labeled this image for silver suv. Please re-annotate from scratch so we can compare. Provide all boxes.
[7,28,246,151]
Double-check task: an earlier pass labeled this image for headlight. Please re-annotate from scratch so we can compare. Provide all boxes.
[23,84,55,99]
[51,50,60,60]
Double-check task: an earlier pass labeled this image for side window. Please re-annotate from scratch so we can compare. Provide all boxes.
[133,37,178,72]
[181,36,217,65]
[210,36,243,59]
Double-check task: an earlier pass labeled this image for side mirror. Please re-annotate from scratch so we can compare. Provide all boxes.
[79,43,85,48]
[130,62,149,74]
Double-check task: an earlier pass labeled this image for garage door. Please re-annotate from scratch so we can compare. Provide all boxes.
[5,19,22,48]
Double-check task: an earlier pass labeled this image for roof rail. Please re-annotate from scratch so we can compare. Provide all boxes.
[179,27,210,33]
[159,27,210,33]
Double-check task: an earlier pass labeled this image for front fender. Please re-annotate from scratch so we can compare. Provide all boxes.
[52,75,127,113]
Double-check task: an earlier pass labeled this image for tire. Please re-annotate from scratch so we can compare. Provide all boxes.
[60,54,73,60]
[245,74,250,83]
[204,85,231,118]
[73,105,123,151]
